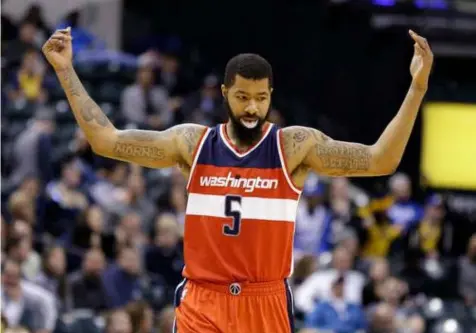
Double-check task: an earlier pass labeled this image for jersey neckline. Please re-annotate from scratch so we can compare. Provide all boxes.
[219,123,273,158]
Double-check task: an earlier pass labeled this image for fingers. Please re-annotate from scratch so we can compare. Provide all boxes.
[414,44,424,56]
[409,30,429,49]
[409,30,433,57]
[50,28,73,41]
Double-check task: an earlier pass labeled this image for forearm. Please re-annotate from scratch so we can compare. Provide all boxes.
[55,65,116,154]
[373,84,426,171]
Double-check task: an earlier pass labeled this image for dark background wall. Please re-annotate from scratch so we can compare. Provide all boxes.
[122,0,475,198]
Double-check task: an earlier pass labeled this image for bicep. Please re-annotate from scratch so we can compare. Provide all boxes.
[105,124,206,169]
[104,127,179,168]
[303,128,385,177]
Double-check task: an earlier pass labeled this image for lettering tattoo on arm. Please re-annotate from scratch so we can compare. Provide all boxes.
[311,131,372,176]
[114,130,167,161]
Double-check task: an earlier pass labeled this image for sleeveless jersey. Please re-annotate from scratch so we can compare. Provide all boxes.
[183,123,302,283]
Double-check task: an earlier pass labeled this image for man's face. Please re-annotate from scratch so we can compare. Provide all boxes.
[2,261,21,291]
[222,75,272,145]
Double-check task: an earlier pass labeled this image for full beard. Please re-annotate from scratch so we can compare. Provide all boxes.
[223,99,270,147]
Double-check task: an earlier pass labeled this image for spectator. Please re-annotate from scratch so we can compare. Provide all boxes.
[69,249,108,312]
[168,184,187,228]
[267,108,286,127]
[328,178,366,248]
[406,194,454,258]
[295,246,366,313]
[3,21,41,68]
[371,277,418,327]
[6,221,41,280]
[458,234,476,307]
[362,258,390,306]
[125,166,157,231]
[294,174,332,258]
[105,310,132,333]
[33,246,70,311]
[6,49,47,105]
[181,74,223,125]
[55,11,104,53]
[72,205,116,258]
[361,205,403,259]
[125,301,154,333]
[115,212,147,252]
[156,305,175,333]
[9,108,55,187]
[156,51,190,97]
[89,160,129,231]
[1,258,57,333]
[44,155,88,237]
[145,213,184,290]
[7,191,37,227]
[368,303,397,333]
[102,247,142,309]
[21,5,51,40]
[121,63,171,130]
[386,173,423,230]
[292,255,318,287]
[304,275,367,333]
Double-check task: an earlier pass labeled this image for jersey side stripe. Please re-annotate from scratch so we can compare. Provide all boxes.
[186,128,211,191]
[276,129,302,195]
[186,193,298,222]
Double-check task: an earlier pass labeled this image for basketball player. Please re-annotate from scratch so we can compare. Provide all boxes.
[42,28,433,333]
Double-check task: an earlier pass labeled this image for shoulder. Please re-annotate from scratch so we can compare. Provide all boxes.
[22,280,54,301]
[172,123,209,164]
[173,123,209,149]
[279,126,325,174]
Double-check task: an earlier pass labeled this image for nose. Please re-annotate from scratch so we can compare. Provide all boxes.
[245,100,258,114]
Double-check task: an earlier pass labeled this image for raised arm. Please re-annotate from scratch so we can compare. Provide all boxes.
[282,30,433,179]
[42,28,205,169]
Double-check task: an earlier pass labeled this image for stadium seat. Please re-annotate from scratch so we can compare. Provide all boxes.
[97,81,124,104]
[3,102,36,121]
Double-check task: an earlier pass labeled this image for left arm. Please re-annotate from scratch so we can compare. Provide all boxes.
[282,30,433,178]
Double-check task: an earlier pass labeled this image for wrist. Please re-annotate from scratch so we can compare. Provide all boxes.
[54,63,74,73]
[410,81,428,94]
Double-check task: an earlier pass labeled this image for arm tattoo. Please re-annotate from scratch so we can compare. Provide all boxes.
[59,67,111,128]
[60,67,81,97]
[176,126,203,155]
[312,131,371,175]
[114,130,166,160]
[283,128,311,159]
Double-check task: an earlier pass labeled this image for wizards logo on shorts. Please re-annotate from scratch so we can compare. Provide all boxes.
[229,283,242,296]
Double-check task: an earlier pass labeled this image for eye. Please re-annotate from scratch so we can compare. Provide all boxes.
[257,96,267,102]
[236,95,248,101]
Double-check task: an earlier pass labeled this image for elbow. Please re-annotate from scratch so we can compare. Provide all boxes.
[89,130,118,158]
[90,144,108,157]
[372,145,401,176]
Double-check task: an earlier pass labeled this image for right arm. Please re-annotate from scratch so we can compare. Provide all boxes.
[44,28,205,169]
[56,67,205,169]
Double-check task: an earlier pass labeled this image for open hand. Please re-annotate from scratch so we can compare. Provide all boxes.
[42,27,73,71]
[409,30,433,91]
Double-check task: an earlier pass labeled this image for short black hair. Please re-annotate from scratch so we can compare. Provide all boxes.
[224,53,273,88]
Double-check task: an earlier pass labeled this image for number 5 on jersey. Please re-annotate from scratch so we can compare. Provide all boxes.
[224,195,242,236]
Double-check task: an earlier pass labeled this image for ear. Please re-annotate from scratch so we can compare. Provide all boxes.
[221,84,227,99]
[270,87,274,95]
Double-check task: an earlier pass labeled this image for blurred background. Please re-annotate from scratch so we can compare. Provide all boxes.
[1,0,476,333]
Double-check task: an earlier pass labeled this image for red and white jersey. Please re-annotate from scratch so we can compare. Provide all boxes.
[183,123,302,283]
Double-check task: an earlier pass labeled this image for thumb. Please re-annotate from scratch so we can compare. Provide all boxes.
[414,44,423,56]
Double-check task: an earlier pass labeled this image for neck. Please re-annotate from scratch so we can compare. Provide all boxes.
[6,287,22,301]
[225,121,267,151]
